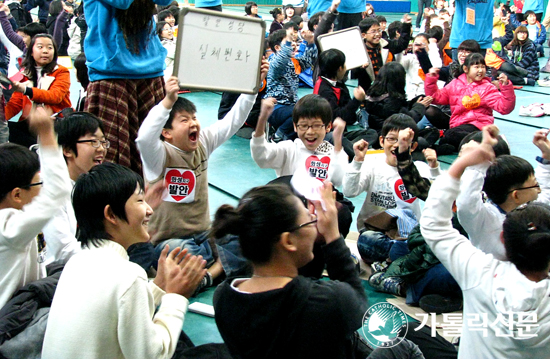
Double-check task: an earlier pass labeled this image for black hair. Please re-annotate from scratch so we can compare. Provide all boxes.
[503,202,550,272]
[48,0,63,17]
[458,131,510,157]
[290,15,303,25]
[158,9,174,23]
[292,94,333,126]
[367,62,406,100]
[75,2,84,17]
[463,52,486,72]
[169,6,180,25]
[284,4,294,19]
[415,32,430,43]
[439,8,449,15]
[387,21,401,39]
[73,162,144,248]
[211,184,300,263]
[376,15,387,23]
[74,52,89,90]
[21,34,58,84]
[115,0,156,54]
[270,7,282,20]
[359,17,379,33]
[0,143,40,202]
[283,21,299,31]
[524,10,536,18]
[162,97,197,140]
[381,114,419,141]
[457,39,481,54]
[268,29,286,51]
[427,25,443,42]
[244,1,258,15]
[307,11,324,32]
[156,20,170,40]
[483,155,534,205]
[20,23,47,41]
[319,48,346,79]
[55,112,104,157]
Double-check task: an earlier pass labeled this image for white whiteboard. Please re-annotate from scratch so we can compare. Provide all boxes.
[317,27,369,70]
[173,8,265,94]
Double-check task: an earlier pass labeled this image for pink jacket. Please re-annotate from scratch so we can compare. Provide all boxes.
[424,73,516,130]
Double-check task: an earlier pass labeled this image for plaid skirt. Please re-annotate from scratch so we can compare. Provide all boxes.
[85,77,166,174]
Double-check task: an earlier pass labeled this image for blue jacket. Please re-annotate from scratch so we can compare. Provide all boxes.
[509,40,540,80]
[510,14,546,46]
[25,0,51,23]
[450,0,494,49]
[265,40,317,105]
[83,0,171,81]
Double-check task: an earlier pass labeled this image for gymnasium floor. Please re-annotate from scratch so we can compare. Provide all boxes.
[67,5,550,345]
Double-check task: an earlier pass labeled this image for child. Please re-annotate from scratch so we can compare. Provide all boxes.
[510,9,546,57]
[251,94,347,186]
[269,7,284,34]
[6,34,72,148]
[265,26,316,140]
[244,1,261,18]
[157,21,176,80]
[424,53,515,151]
[0,106,72,309]
[420,127,550,358]
[500,26,540,86]
[41,112,107,265]
[135,69,266,284]
[42,163,206,359]
[456,128,550,261]
[283,4,295,23]
[343,114,440,233]
[376,15,388,39]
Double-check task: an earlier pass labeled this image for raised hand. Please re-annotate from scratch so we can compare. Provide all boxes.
[533,129,550,160]
[353,139,369,162]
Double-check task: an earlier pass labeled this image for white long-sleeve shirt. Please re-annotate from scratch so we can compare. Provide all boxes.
[421,174,550,359]
[457,162,550,261]
[42,240,189,359]
[400,42,443,101]
[0,146,71,308]
[250,134,348,187]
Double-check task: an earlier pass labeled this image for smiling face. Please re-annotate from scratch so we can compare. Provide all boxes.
[251,5,258,14]
[363,24,382,47]
[165,14,176,27]
[288,196,317,267]
[285,7,294,18]
[162,110,201,152]
[457,49,472,65]
[161,23,174,40]
[32,37,54,67]
[294,117,330,151]
[527,13,537,25]
[512,175,541,205]
[117,185,153,247]
[463,63,486,83]
[380,130,400,166]
[65,128,107,181]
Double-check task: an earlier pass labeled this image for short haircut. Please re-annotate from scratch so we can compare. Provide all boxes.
[268,29,286,51]
[359,17,380,34]
[158,9,174,22]
[458,131,510,157]
[169,6,179,24]
[283,21,299,31]
[483,155,534,205]
[387,21,401,39]
[318,48,346,79]
[20,22,47,40]
[162,97,197,140]
[73,162,144,248]
[307,11,324,31]
[524,10,535,17]
[292,94,333,126]
[381,114,418,141]
[463,52,486,68]
[73,52,89,90]
[290,15,303,25]
[244,1,257,15]
[376,15,387,23]
[503,202,550,272]
[439,8,449,15]
[427,25,443,42]
[458,39,481,54]
[211,184,300,263]
[0,143,40,202]
[55,112,104,157]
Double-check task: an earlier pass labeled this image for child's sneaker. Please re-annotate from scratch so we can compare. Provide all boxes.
[519,104,545,117]
[543,104,550,115]
[370,261,389,273]
[537,78,550,86]
[368,272,406,296]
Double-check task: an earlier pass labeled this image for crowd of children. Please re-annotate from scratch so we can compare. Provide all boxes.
[0,0,549,358]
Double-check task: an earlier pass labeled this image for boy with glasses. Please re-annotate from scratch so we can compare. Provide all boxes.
[41,112,107,265]
[0,107,71,308]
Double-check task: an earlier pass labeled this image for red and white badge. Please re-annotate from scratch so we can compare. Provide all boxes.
[394,178,417,204]
[305,155,331,181]
[164,168,196,203]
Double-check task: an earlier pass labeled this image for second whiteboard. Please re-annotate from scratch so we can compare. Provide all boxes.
[317,27,369,70]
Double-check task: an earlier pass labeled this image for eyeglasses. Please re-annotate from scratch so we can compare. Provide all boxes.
[458,50,471,55]
[507,183,540,194]
[296,123,326,131]
[384,136,399,144]
[288,213,317,232]
[76,139,110,149]
[367,29,382,34]
[21,181,43,189]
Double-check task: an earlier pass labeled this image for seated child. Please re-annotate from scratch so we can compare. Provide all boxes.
[42,163,207,359]
[421,126,550,358]
[425,53,515,151]
[0,106,71,308]
[456,128,550,261]
[343,114,440,262]
[265,25,317,140]
[510,9,546,57]
[136,70,265,285]
[42,112,107,265]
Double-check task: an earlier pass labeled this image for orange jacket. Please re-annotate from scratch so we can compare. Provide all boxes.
[5,65,72,121]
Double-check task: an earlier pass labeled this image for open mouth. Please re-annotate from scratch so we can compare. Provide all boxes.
[94,157,103,165]
[305,138,317,146]
[189,131,198,142]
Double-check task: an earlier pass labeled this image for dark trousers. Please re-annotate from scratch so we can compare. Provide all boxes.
[441,124,479,150]
[336,12,363,31]
[416,0,431,27]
